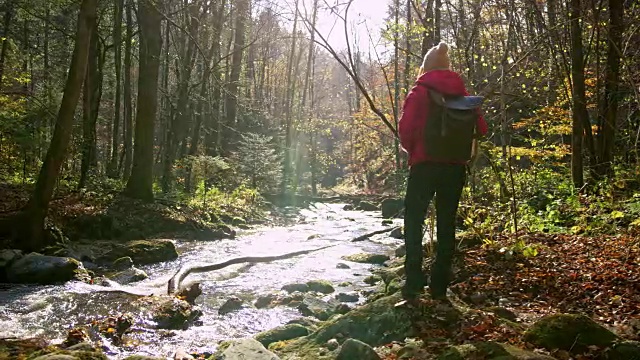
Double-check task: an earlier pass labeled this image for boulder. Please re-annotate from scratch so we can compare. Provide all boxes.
[335,292,359,303]
[306,280,335,294]
[109,267,148,284]
[286,317,321,329]
[356,201,379,211]
[222,339,280,360]
[336,338,381,360]
[255,324,310,347]
[255,294,277,309]
[381,198,404,218]
[297,297,338,321]
[438,342,556,360]
[219,296,245,315]
[282,283,310,293]
[523,314,618,353]
[0,249,23,268]
[134,296,201,330]
[390,227,404,239]
[326,339,340,351]
[395,245,406,258]
[336,263,351,269]
[342,253,390,265]
[106,240,178,265]
[6,253,90,284]
[296,293,414,347]
[112,256,134,270]
[603,341,640,360]
[364,275,382,285]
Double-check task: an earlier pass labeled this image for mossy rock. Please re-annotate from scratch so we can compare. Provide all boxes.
[364,275,382,285]
[282,283,310,293]
[603,341,640,360]
[342,253,390,265]
[523,314,618,353]
[306,280,335,294]
[106,240,178,265]
[222,339,281,360]
[31,351,109,360]
[122,356,165,360]
[255,324,310,347]
[5,254,90,284]
[336,338,381,360]
[438,342,555,360]
[385,278,402,295]
[277,293,414,359]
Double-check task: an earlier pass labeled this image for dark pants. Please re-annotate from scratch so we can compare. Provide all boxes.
[403,162,466,297]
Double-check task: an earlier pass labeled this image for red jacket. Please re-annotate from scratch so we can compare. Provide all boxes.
[399,70,488,166]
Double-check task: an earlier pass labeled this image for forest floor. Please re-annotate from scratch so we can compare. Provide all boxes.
[0,182,275,250]
[380,231,640,360]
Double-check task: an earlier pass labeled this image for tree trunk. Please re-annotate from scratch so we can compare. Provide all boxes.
[596,0,623,178]
[0,4,12,90]
[569,0,586,188]
[121,0,134,180]
[124,0,162,202]
[22,0,97,251]
[205,0,225,157]
[162,4,201,192]
[79,20,102,189]
[223,0,248,153]
[281,0,300,194]
[108,0,124,178]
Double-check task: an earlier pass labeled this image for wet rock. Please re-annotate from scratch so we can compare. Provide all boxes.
[136,296,201,330]
[523,314,618,353]
[297,297,336,321]
[282,283,309,293]
[90,313,134,344]
[356,201,380,212]
[336,263,351,269]
[172,348,194,360]
[306,280,335,294]
[219,296,245,315]
[6,253,90,284]
[343,204,354,211]
[222,339,280,360]
[112,256,134,270]
[437,342,555,360]
[255,294,277,308]
[326,339,340,351]
[342,253,390,265]
[364,275,383,287]
[390,227,404,239]
[123,356,165,360]
[382,219,393,226]
[335,292,359,303]
[381,198,404,218]
[338,281,352,287]
[64,342,96,352]
[0,249,23,268]
[336,338,381,360]
[106,240,178,265]
[255,324,310,347]
[395,244,406,257]
[176,282,202,305]
[109,267,148,284]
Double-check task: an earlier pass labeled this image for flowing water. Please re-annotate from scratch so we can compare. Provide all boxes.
[0,203,403,359]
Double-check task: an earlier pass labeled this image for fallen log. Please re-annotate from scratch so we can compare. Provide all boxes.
[167,245,336,294]
[351,227,399,242]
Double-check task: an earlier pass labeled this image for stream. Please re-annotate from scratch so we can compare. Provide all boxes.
[0,203,403,359]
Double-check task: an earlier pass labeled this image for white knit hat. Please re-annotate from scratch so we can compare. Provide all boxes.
[420,42,451,73]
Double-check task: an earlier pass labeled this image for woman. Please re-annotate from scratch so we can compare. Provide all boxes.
[398,42,488,300]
